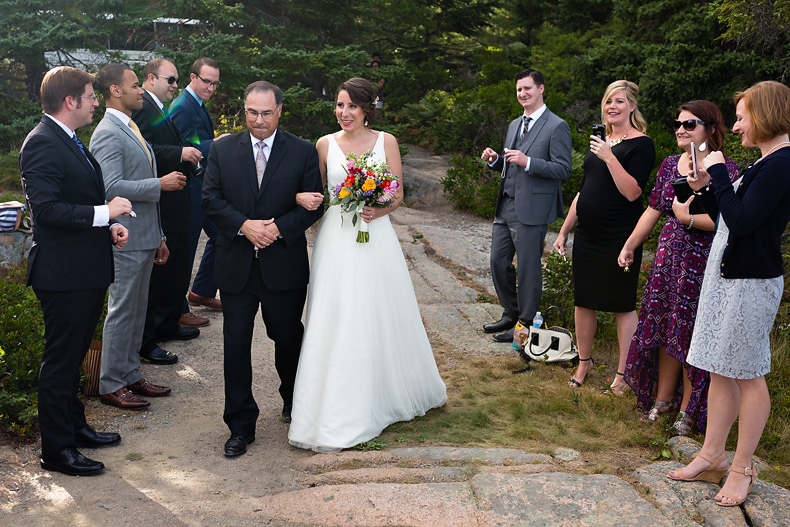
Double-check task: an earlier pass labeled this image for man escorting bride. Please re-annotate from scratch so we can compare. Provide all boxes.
[288,77,447,452]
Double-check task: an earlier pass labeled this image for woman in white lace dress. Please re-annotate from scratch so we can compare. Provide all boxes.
[288,78,446,452]
[666,81,790,507]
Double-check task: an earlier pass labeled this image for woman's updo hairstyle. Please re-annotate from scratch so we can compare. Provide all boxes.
[337,77,377,127]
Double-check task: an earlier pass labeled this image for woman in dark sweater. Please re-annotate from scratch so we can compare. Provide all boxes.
[667,81,790,507]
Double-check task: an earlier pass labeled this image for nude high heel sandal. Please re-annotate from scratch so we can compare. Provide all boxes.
[716,463,757,507]
[666,451,729,484]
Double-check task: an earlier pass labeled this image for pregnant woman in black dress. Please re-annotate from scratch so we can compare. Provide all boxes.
[554,80,656,393]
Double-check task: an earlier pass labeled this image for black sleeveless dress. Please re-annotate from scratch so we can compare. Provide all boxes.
[572,136,656,312]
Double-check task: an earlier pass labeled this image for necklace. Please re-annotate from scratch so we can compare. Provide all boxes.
[608,127,631,147]
[762,141,790,159]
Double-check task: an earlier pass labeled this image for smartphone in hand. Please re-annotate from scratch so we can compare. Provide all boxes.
[690,142,698,178]
[592,124,606,141]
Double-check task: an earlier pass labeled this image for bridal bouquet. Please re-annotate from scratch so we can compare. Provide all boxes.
[328,152,400,243]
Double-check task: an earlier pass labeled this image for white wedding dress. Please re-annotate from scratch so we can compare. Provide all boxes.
[288,132,447,452]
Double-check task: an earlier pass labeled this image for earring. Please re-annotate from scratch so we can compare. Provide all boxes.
[699,141,707,152]
[364,119,369,127]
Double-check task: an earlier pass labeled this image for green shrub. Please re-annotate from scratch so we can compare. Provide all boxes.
[441,155,500,218]
[0,274,44,439]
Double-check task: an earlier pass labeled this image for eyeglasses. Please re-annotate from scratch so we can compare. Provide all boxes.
[245,108,279,121]
[154,74,179,85]
[673,119,706,131]
[75,94,98,101]
[196,74,221,88]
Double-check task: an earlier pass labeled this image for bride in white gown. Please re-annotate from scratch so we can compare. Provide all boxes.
[288,78,447,452]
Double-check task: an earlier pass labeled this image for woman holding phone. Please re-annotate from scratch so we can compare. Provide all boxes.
[618,101,738,434]
[554,80,655,392]
[667,81,790,507]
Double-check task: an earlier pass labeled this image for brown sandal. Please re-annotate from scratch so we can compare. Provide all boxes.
[666,451,728,484]
[716,463,757,507]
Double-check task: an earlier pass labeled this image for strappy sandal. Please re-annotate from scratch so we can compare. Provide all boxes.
[641,400,675,422]
[673,411,694,436]
[666,451,729,484]
[716,463,757,507]
[606,372,629,396]
[568,357,593,387]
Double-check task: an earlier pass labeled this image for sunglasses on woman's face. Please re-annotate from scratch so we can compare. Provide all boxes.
[673,119,706,131]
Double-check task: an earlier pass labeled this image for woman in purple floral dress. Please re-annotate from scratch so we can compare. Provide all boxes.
[617,101,738,435]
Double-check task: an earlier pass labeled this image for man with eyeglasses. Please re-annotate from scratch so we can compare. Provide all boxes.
[202,81,323,457]
[169,57,230,318]
[131,58,209,368]
[20,66,132,476]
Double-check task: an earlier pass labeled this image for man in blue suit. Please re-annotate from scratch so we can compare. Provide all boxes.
[169,57,229,314]
[20,66,132,476]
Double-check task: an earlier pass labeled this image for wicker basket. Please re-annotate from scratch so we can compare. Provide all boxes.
[81,340,102,396]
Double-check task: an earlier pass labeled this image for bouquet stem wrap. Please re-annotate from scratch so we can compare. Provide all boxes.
[356,211,370,243]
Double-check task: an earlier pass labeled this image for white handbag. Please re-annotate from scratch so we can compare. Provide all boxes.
[513,306,578,364]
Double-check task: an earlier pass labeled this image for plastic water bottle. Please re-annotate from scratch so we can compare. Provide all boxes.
[533,311,543,329]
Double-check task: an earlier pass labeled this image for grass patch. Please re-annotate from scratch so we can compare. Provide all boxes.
[381,332,790,489]
[125,452,143,462]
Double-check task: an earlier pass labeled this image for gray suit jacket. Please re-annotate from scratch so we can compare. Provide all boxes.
[491,109,572,225]
[90,112,163,251]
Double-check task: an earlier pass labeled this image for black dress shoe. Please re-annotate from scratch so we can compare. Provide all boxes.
[140,346,178,365]
[483,316,516,334]
[74,426,121,448]
[224,435,255,457]
[281,405,292,424]
[493,328,515,342]
[41,447,105,476]
[156,326,199,342]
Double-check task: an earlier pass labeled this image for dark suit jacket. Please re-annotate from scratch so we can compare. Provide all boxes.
[701,150,790,279]
[202,130,323,293]
[19,116,114,291]
[490,109,572,225]
[169,89,215,159]
[131,90,192,233]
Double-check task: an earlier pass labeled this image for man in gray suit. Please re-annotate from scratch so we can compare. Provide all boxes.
[90,63,186,408]
[480,69,572,342]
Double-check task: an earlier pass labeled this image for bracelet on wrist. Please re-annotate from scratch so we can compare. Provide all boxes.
[685,215,695,230]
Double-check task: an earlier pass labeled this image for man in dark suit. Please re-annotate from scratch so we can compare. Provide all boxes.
[20,66,132,476]
[480,69,572,342]
[169,57,229,313]
[132,58,208,366]
[91,63,183,409]
[203,81,323,457]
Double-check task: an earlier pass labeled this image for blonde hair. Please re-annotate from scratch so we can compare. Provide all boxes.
[734,81,790,144]
[600,80,647,135]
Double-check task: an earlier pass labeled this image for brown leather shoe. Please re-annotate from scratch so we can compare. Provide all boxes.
[100,387,150,409]
[127,378,171,397]
[187,292,222,310]
[178,312,210,327]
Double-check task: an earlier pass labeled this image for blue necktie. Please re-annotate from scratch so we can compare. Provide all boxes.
[72,134,93,167]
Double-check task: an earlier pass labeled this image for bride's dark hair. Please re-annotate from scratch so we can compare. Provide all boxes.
[337,77,377,126]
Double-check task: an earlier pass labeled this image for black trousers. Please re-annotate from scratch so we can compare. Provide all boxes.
[140,229,193,352]
[35,287,106,456]
[220,260,306,437]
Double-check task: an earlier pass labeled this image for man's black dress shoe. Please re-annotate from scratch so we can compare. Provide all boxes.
[140,346,178,365]
[74,426,121,448]
[493,328,515,342]
[156,326,199,342]
[282,405,292,424]
[40,447,105,476]
[224,435,255,457]
[483,317,516,334]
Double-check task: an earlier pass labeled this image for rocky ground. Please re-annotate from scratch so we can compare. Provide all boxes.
[1,146,788,526]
